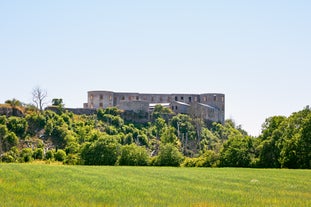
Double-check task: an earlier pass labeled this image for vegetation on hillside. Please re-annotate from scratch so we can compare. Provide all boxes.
[0,98,310,169]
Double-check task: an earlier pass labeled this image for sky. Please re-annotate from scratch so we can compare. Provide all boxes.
[0,1,310,136]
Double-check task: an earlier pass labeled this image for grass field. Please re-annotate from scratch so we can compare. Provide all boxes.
[0,163,310,207]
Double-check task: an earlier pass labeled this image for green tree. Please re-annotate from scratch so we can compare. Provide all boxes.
[152,105,173,120]
[155,143,184,166]
[0,124,8,153]
[118,144,149,166]
[54,149,67,162]
[26,113,46,135]
[171,114,196,140]
[256,116,286,168]
[3,132,19,152]
[45,150,54,160]
[160,126,180,148]
[52,98,64,107]
[81,136,121,165]
[220,136,254,167]
[20,148,33,162]
[155,117,166,139]
[7,116,28,138]
[279,108,311,168]
[33,148,44,160]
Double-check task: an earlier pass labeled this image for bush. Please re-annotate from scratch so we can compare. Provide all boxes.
[154,144,184,167]
[7,117,28,138]
[1,154,15,163]
[182,157,199,167]
[81,136,121,165]
[54,149,66,162]
[33,148,44,160]
[45,150,54,160]
[118,144,149,166]
[20,148,33,163]
[3,132,19,152]
[64,153,79,165]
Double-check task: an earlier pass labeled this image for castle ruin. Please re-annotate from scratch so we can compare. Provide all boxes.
[84,91,225,124]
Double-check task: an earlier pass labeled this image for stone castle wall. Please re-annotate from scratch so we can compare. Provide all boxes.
[84,90,225,123]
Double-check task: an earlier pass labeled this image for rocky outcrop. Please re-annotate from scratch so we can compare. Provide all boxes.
[0,105,24,117]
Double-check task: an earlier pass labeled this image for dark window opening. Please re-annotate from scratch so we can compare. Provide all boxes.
[189,97,192,102]
[175,96,178,101]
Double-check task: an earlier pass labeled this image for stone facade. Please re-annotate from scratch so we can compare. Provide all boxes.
[84,90,225,123]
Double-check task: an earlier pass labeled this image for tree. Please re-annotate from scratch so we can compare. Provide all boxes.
[220,136,254,167]
[155,117,166,139]
[0,124,8,154]
[7,116,28,138]
[32,86,47,111]
[52,98,64,107]
[5,99,24,116]
[279,108,311,168]
[256,116,286,168]
[80,136,121,165]
[20,148,33,162]
[118,144,149,166]
[188,103,208,149]
[33,148,44,160]
[5,98,22,108]
[54,149,67,162]
[152,104,173,120]
[2,132,19,152]
[160,126,180,148]
[154,143,184,166]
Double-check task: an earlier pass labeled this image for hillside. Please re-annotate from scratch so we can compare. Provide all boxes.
[0,102,310,168]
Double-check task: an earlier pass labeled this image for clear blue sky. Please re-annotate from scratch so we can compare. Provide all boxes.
[1,1,310,135]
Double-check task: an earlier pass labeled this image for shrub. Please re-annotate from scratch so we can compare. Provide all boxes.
[118,144,149,166]
[64,153,79,165]
[154,144,184,167]
[45,150,54,160]
[20,148,33,163]
[81,137,121,165]
[7,117,28,138]
[54,149,66,162]
[33,148,44,160]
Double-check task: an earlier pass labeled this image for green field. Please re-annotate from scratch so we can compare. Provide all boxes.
[0,164,310,207]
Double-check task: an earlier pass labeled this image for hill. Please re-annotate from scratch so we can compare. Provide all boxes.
[0,102,310,168]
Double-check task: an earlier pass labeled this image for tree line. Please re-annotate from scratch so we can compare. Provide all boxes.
[0,98,310,169]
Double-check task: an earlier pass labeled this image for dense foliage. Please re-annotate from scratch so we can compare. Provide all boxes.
[0,101,310,168]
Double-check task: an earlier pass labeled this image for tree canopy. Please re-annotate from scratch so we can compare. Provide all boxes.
[0,100,310,169]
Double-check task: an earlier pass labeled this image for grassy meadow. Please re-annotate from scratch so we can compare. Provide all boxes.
[0,163,310,207]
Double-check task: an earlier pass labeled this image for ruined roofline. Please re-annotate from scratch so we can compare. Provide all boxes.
[87,90,224,96]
